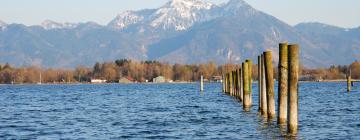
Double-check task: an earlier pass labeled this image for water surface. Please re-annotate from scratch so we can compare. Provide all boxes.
[0,82,359,139]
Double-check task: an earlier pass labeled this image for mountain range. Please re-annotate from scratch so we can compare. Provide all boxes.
[0,0,359,68]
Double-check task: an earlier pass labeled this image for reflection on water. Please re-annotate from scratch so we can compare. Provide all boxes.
[0,82,359,139]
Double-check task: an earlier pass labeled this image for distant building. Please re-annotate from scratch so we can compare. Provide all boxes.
[91,79,107,83]
[118,77,133,84]
[153,76,166,83]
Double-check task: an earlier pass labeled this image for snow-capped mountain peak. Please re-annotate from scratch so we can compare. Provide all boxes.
[222,0,258,16]
[166,0,214,10]
[108,0,258,31]
[108,11,144,29]
[41,20,78,30]
[150,0,216,30]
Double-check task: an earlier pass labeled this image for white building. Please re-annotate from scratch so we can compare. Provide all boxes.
[153,76,166,83]
[91,79,107,83]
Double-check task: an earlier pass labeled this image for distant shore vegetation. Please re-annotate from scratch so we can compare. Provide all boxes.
[0,59,359,84]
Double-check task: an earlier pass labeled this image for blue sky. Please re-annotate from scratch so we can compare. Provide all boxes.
[0,0,359,28]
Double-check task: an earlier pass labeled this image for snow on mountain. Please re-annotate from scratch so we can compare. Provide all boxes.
[108,0,219,31]
[108,11,145,29]
[41,20,78,30]
[221,0,258,16]
[108,0,258,31]
[150,0,216,30]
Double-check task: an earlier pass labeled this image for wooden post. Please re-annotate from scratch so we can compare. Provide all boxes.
[247,60,253,105]
[233,69,238,97]
[226,73,229,94]
[258,56,262,112]
[222,74,225,92]
[231,71,234,96]
[264,51,276,119]
[240,64,244,102]
[200,75,204,92]
[278,43,288,124]
[233,71,236,96]
[261,54,267,116]
[237,69,241,98]
[348,68,352,91]
[347,74,351,92]
[243,61,251,109]
[229,71,233,95]
[288,44,299,135]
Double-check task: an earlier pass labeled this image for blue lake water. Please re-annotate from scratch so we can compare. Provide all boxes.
[0,82,359,139]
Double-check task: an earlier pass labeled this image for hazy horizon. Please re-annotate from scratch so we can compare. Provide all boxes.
[1,0,360,28]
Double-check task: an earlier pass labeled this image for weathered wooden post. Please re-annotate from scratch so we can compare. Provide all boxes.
[258,56,262,112]
[278,43,288,124]
[347,69,352,92]
[237,68,241,98]
[223,73,227,93]
[200,75,204,92]
[288,44,299,135]
[230,71,233,95]
[222,74,225,93]
[225,73,229,94]
[261,54,267,116]
[240,64,244,101]
[264,51,276,119]
[234,70,238,96]
[231,71,235,96]
[229,71,233,95]
[243,61,251,109]
[347,74,351,92]
[247,60,253,105]
[233,71,237,96]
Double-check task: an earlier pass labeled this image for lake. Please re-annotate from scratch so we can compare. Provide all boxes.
[0,82,359,139]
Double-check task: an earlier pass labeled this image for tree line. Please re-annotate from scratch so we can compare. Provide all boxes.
[0,59,359,84]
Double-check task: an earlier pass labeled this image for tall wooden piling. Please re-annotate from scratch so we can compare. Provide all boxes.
[261,54,267,116]
[240,63,244,101]
[264,51,276,119]
[243,61,251,109]
[229,71,233,95]
[200,75,204,92]
[258,56,262,112]
[225,74,227,93]
[288,44,299,134]
[226,73,229,94]
[278,43,288,124]
[237,68,241,98]
[222,74,225,92]
[231,71,233,95]
[233,71,237,96]
[235,70,238,96]
[247,60,253,105]
[347,74,351,92]
[233,71,236,96]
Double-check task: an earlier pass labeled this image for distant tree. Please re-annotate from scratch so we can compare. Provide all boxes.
[101,63,117,82]
[75,66,91,82]
[350,61,360,79]
[93,62,102,78]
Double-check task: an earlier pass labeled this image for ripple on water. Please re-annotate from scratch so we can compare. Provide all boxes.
[0,83,359,139]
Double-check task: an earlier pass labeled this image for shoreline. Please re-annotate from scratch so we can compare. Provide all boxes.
[0,80,359,85]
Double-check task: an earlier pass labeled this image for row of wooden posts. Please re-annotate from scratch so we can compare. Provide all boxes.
[222,43,300,135]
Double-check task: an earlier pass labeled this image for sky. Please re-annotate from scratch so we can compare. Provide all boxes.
[0,0,359,28]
